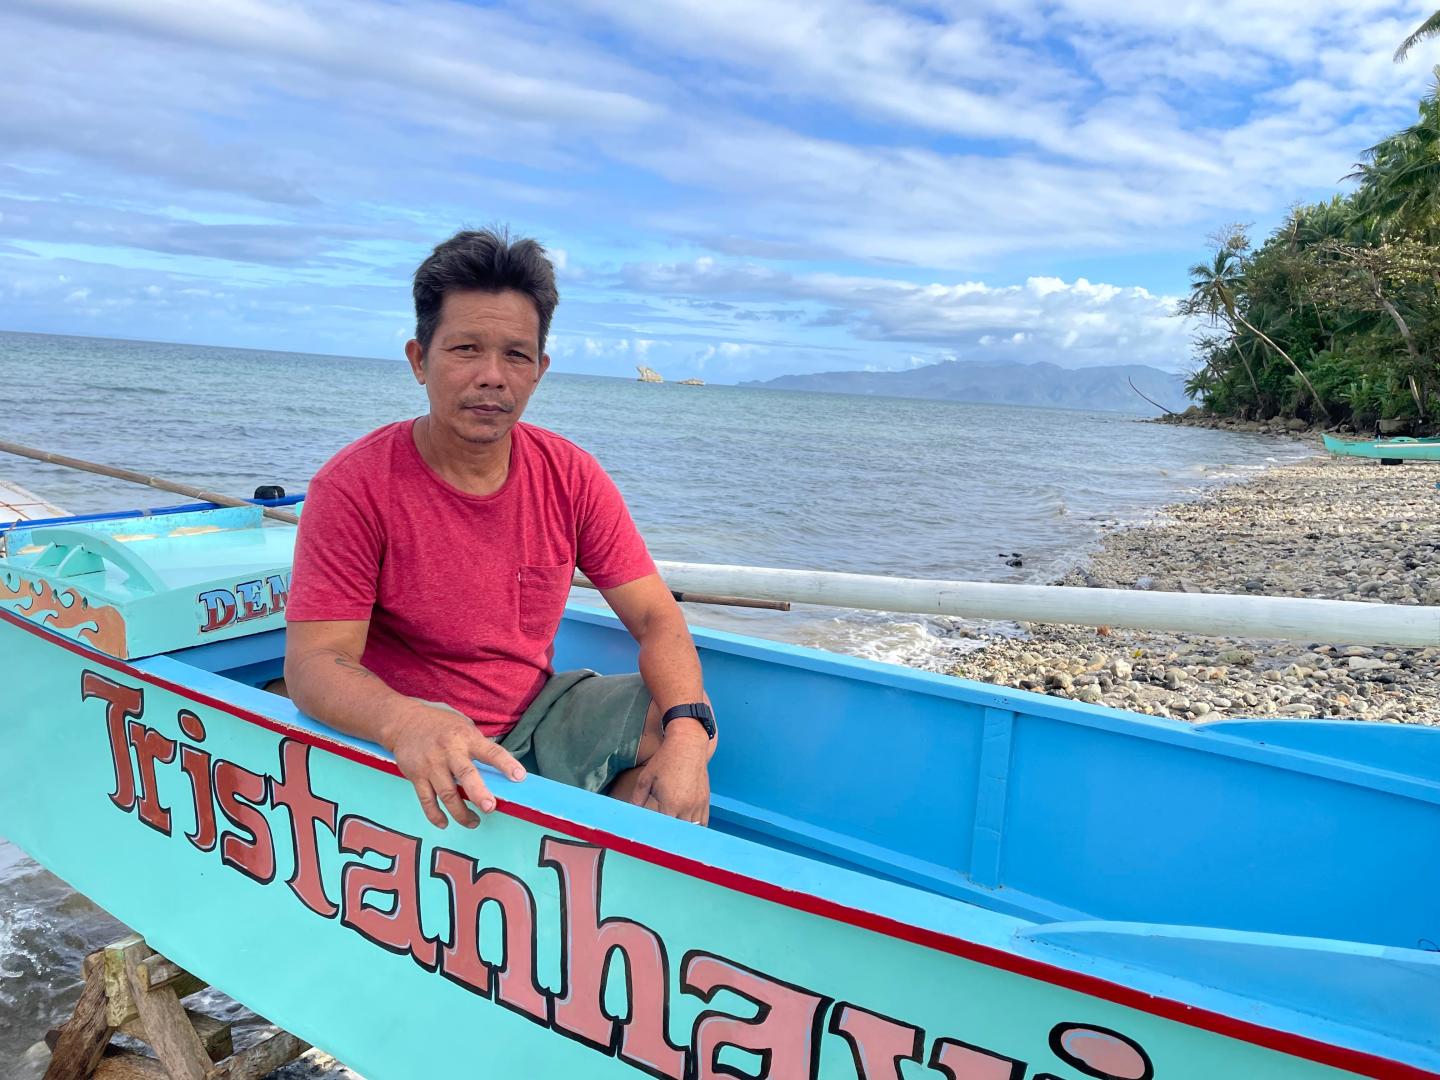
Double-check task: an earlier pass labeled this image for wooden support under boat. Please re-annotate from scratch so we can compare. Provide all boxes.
[43,935,310,1080]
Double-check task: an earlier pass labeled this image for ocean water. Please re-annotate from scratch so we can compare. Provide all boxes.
[0,330,1310,1070]
[0,331,1310,664]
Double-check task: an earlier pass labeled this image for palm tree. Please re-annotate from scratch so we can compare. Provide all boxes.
[1395,10,1440,62]
[1347,82,1440,235]
[1185,247,1331,420]
[1183,248,1263,408]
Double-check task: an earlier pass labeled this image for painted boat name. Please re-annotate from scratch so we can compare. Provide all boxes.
[196,573,290,633]
[83,670,1154,1080]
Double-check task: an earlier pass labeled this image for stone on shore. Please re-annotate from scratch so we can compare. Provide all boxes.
[947,454,1439,726]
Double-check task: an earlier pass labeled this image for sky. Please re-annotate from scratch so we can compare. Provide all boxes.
[1,0,1437,382]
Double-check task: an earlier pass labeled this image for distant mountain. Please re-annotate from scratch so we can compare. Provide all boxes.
[740,359,1193,415]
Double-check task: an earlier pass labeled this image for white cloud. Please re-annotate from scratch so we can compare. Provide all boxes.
[693,341,757,370]
[1,0,1432,370]
[577,0,1432,259]
[627,258,1194,369]
[7,0,1430,271]
[16,0,661,128]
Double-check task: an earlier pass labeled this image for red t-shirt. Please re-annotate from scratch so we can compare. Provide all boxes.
[286,419,657,737]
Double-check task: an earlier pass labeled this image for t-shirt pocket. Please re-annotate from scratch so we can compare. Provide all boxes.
[517,564,571,637]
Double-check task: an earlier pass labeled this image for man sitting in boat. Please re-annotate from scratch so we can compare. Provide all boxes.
[280,228,715,828]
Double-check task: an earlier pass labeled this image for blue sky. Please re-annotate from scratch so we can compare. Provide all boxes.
[1,0,1436,382]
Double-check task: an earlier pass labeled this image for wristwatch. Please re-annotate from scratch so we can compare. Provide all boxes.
[661,702,716,739]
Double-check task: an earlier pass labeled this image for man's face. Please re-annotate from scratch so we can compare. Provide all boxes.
[405,288,550,446]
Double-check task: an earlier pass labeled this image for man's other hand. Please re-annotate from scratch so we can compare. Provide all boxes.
[382,702,527,828]
[622,731,711,825]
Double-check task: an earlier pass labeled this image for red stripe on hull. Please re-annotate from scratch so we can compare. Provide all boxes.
[1,606,1432,1080]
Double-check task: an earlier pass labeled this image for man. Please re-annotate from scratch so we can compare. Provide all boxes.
[283,228,715,829]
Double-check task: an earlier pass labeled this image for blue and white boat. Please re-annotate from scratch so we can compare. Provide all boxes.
[1,498,1437,1079]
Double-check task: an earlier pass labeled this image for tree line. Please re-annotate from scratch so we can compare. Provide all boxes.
[1179,14,1440,431]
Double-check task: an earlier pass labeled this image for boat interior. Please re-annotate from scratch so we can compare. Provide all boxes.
[5,502,1438,960]
[166,607,1440,957]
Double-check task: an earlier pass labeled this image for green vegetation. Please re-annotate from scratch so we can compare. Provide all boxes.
[1180,37,1440,431]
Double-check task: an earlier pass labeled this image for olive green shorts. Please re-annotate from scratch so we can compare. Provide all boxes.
[423,669,651,794]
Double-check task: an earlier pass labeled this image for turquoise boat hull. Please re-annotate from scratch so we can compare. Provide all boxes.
[1,505,1438,1078]
[1322,433,1440,461]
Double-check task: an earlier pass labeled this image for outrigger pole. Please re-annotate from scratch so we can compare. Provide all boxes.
[0,440,301,524]
[650,561,1440,648]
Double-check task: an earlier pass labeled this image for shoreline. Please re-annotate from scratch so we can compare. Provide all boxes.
[947,452,1440,726]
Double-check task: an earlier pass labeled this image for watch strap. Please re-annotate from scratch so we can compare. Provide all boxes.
[660,702,716,739]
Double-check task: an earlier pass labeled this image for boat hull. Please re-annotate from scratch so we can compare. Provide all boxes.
[2,609,1432,1078]
[1322,433,1440,460]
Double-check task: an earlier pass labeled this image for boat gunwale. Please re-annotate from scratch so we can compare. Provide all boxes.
[3,602,1437,1079]
[562,604,1440,805]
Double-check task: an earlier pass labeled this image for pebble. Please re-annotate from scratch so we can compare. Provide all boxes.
[945,454,1439,728]
[1348,657,1386,672]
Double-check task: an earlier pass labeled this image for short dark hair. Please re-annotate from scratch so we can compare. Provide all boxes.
[412,227,559,353]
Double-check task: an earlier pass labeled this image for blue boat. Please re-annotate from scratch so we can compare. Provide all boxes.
[1,500,1437,1078]
[1323,433,1440,461]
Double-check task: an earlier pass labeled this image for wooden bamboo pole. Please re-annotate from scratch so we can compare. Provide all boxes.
[0,441,299,524]
[570,575,790,611]
[670,589,790,611]
[651,561,1440,648]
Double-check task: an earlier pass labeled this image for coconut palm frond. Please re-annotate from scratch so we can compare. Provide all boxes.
[1395,10,1440,62]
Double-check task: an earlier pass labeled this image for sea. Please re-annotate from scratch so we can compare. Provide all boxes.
[0,330,1311,1072]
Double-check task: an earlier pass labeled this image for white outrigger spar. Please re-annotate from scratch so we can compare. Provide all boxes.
[1,468,1430,649]
[640,562,1439,649]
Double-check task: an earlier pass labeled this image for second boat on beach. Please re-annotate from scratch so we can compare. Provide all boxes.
[1323,433,1440,461]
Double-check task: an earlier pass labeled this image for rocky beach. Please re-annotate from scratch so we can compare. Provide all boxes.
[949,446,1440,726]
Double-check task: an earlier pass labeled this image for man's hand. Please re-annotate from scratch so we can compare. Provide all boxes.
[381,702,527,828]
[622,730,711,825]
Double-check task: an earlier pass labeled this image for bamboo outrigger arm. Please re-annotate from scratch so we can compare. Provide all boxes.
[651,561,1440,648]
[0,441,300,525]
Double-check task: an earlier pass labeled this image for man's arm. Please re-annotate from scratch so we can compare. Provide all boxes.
[284,620,525,828]
[598,573,714,821]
